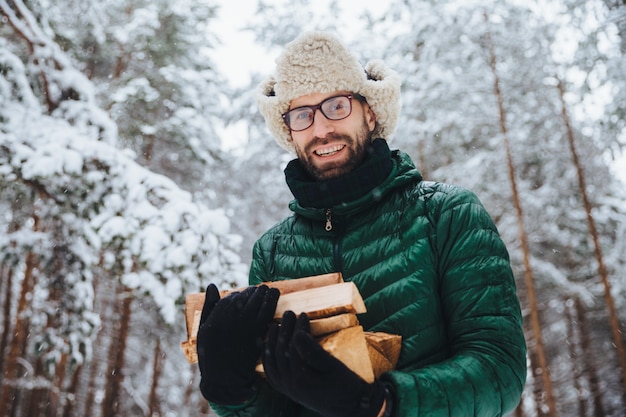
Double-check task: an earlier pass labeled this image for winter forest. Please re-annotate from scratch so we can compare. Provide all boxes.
[1,0,625,416]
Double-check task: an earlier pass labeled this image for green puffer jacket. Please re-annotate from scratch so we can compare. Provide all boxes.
[211,149,527,417]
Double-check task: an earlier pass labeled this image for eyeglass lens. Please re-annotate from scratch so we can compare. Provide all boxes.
[283,95,353,131]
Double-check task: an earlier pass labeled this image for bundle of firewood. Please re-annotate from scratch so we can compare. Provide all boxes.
[181,273,401,383]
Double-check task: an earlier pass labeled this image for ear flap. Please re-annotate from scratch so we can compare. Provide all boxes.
[360,60,402,141]
[256,75,295,152]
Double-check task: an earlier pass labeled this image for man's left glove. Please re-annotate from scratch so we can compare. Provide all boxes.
[197,284,280,405]
[263,311,389,417]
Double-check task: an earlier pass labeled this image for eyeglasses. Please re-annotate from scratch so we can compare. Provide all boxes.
[282,94,356,132]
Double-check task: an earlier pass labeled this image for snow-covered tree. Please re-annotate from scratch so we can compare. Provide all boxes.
[0,1,246,415]
[369,0,626,415]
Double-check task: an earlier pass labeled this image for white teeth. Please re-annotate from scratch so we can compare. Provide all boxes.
[315,145,344,156]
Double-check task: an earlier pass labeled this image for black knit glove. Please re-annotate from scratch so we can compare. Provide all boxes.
[197,284,279,405]
[263,311,388,417]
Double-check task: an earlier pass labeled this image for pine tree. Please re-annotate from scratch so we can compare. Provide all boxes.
[369,0,626,414]
[1,1,246,415]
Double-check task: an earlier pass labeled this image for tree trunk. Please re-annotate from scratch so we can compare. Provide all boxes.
[81,268,109,417]
[565,298,587,417]
[0,215,39,417]
[45,352,68,417]
[62,364,83,417]
[557,77,626,402]
[82,349,98,417]
[40,237,70,417]
[482,12,558,417]
[25,358,48,417]
[0,263,14,380]
[574,298,606,417]
[148,339,163,417]
[527,337,549,417]
[102,284,133,417]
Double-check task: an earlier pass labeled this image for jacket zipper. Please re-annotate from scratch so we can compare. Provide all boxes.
[324,209,344,273]
[325,209,333,231]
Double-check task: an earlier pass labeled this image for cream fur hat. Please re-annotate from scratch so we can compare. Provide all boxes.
[257,31,402,153]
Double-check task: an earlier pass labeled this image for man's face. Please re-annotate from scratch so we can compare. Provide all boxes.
[288,91,376,181]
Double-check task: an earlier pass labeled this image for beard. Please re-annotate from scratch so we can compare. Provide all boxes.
[294,122,374,181]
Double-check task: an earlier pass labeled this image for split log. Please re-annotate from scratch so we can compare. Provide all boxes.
[181,273,402,383]
[180,281,365,364]
[310,313,359,336]
[183,272,343,338]
[318,325,375,382]
[274,282,366,320]
[365,332,403,379]
[254,328,402,383]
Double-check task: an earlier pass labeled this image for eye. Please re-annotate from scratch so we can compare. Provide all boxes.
[294,109,312,120]
[285,107,314,130]
[328,98,346,111]
[323,96,350,117]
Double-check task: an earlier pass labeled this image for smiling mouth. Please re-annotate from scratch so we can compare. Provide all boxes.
[314,144,345,157]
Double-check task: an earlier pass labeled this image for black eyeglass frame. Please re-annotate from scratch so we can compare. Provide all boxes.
[281,94,365,132]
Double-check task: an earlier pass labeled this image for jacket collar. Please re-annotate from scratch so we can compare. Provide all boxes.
[285,139,422,218]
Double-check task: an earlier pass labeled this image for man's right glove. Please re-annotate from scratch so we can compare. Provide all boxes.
[263,311,389,417]
[196,284,279,405]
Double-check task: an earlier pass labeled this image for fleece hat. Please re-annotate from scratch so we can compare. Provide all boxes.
[257,31,401,153]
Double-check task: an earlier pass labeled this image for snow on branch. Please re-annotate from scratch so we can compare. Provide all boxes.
[0,0,97,114]
[1,37,245,331]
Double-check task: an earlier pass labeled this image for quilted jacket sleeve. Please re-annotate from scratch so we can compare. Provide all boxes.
[381,186,527,416]
[208,380,299,417]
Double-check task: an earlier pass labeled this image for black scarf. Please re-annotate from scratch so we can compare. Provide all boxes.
[284,138,393,209]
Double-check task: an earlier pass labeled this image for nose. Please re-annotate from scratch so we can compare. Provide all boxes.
[310,108,334,138]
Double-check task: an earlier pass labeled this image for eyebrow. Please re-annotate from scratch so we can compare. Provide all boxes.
[290,92,352,109]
